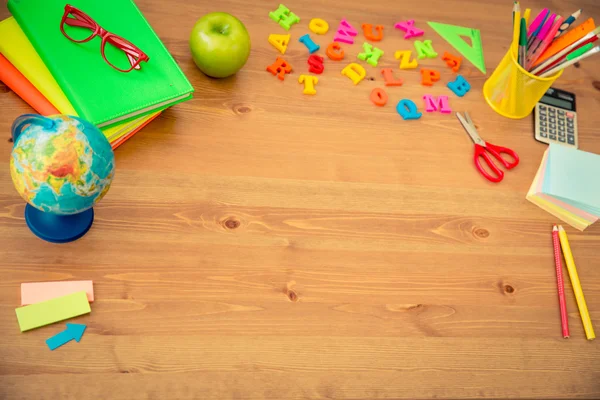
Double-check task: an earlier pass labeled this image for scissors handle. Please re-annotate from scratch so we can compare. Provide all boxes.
[484,141,520,170]
[473,144,504,182]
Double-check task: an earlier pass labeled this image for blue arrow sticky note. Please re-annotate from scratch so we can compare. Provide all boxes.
[46,323,86,351]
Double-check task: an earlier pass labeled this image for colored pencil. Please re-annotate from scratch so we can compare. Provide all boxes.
[556,9,582,38]
[552,226,570,339]
[558,226,595,340]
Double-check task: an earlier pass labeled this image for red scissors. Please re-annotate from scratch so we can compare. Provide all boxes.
[456,112,520,183]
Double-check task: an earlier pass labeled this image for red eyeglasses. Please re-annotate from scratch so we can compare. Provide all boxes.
[60,4,149,72]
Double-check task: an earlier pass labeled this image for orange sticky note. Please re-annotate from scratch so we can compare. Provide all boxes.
[21,280,94,305]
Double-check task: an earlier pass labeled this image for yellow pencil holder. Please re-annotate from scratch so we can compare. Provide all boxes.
[483,48,563,119]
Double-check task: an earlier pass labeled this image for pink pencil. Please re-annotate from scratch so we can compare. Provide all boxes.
[552,225,570,339]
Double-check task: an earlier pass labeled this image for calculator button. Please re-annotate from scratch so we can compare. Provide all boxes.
[566,112,574,118]
[558,120,565,126]
[558,136,566,143]
[558,110,565,116]
[549,108,556,114]
[558,130,565,137]
[540,105,547,111]
[540,132,548,138]
[550,123,556,129]
[549,117,556,123]
[549,128,556,135]
[567,128,574,134]
[567,136,575,145]
[549,135,557,140]
[540,115,547,121]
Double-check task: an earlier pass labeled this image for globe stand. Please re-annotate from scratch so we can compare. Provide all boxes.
[25,205,94,243]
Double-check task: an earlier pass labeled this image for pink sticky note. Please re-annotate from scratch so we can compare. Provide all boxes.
[21,280,94,305]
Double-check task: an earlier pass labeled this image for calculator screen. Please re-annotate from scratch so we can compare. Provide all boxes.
[541,95,574,110]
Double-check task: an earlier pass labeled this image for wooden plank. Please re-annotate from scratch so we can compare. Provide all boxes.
[0,0,599,397]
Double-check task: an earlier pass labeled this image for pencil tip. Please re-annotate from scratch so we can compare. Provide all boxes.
[553,225,558,231]
[558,225,565,231]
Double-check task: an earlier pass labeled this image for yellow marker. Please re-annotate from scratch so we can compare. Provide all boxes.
[341,63,366,85]
[268,34,290,54]
[523,8,531,26]
[309,18,329,34]
[394,50,418,69]
[558,226,595,340]
[298,75,318,94]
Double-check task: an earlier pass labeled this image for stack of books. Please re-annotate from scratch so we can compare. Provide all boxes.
[0,0,194,149]
[527,144,600,231]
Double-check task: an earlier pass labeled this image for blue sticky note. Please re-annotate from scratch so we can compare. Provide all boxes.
[542,144,600,215]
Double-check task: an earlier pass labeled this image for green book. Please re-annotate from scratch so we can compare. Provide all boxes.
[8,0,194,128]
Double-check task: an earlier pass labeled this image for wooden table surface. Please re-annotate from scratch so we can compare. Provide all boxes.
[1,0,599,398]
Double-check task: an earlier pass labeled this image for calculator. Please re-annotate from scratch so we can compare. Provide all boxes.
[534,87,577,148]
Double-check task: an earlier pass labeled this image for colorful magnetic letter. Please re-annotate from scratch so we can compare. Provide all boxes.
[21,280,94,305]
[370,88,388,106]
[447,74,471,97]
[299,75,319,95]
[420,68,441,86]
[414,39,438,59]
[423,94,451,113]
[267,57,293,80]
[396,99,422,120]
[326,42,345,60]
[442,51,462,72]
[309,18,329,34]
[46,323,86,351]
[307,54,324,74]
[268,34,291,54]
[15,291,91,332]
[357,42,384,67]
[380,68,403,86]
[269,4,300,30]
[341,63,366,85]
[394,50,418,69]
[299,34,320,54]
[394,20,425,39]
[362,24,384,41]
[334,19,358,44]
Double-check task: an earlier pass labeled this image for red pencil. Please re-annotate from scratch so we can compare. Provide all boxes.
[552,225,570,339]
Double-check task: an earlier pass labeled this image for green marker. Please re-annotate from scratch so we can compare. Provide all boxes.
[518,18,527,68]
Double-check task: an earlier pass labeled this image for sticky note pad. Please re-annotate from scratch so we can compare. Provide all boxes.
[21,280,94,305]
[15,291,91,332]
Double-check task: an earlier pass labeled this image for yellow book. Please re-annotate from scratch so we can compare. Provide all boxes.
[0,17,158,143]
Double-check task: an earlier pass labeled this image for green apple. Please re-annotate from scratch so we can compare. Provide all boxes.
[189,12,251,78]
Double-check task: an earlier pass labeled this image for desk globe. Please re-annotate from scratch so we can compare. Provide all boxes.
[9,114,115,243]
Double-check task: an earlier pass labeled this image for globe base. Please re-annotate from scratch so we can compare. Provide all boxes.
[25,205,94,243]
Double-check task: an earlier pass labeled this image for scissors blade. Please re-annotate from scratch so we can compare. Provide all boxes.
[456,112,486,146]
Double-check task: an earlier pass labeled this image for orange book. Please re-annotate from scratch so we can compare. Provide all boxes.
[0,53,59,115]
[534,18,596,67]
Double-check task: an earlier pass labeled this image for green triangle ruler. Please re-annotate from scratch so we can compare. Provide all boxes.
[427,22,486,74]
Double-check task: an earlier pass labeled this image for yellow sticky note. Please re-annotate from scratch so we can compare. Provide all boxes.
[15,291,91,332]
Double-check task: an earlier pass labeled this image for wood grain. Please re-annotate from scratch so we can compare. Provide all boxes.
[1,0,600,398]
